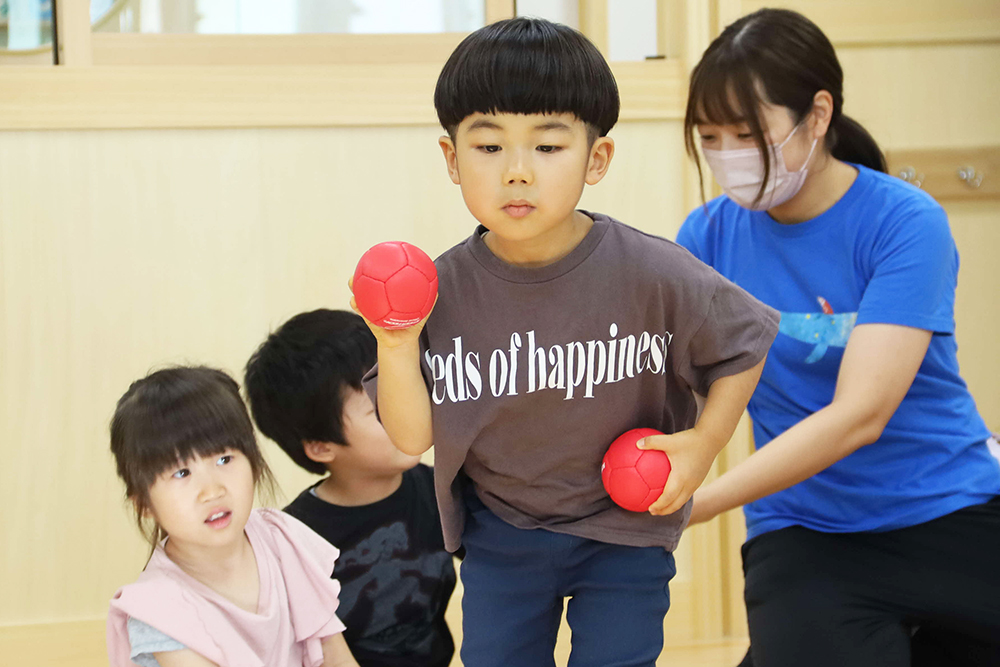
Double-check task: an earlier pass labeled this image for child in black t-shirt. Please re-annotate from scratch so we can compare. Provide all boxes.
[245,309,457,667]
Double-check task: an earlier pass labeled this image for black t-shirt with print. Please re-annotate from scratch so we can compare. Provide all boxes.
[284,464,456,667]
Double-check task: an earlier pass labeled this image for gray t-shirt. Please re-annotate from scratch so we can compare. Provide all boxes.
[365,212,779,552]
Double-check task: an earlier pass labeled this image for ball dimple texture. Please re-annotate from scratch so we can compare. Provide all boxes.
[351,275,390,321]
[601,428,672,513]
[360,243,409,281]
[353,241,438,330]
[386,266,432,312]
[606,468,649,510]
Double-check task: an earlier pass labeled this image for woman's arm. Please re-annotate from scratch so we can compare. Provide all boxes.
[688,323,932,525]
[322,632,361,667]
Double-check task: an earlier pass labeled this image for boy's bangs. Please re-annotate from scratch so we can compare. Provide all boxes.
[435,18,619,136]
[459,49,610,128]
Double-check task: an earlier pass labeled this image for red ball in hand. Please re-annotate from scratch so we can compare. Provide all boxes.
[353,242,438,330]
[601,428,671,512]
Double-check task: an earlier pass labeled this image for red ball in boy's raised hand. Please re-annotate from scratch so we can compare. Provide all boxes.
[601,428,672,512]
[353,241,438,330]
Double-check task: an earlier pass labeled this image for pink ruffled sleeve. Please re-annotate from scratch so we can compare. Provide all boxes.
[253,509,347,667]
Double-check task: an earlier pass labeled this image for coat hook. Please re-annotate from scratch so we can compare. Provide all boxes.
[898,166,923,188]
[957,166,984,188]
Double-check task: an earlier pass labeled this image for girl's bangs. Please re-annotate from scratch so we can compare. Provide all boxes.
[127,389,257,490]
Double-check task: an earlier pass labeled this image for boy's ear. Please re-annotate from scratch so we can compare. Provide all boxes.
[585,136,615,186]
[303,440,340,464]
[439,135,462,185]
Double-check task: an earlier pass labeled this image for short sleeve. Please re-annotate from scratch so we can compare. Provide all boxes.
[678,272,780,396]
[127,616,185,667]
[856,201,957,334]
[253,510,346,666]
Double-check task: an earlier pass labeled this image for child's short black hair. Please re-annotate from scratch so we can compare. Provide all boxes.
[434,17,619,141]
[244,309,377,475]
[110,365,275,546]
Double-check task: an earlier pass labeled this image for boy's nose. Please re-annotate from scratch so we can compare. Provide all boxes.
[503,155,533,185]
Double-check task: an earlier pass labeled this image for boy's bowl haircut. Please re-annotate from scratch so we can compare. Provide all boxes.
[434,17,620,141]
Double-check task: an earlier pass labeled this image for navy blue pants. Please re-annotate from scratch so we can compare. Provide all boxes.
[459,494,676,667]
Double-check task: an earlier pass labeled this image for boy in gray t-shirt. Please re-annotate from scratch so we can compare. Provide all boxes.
[354,17,779,667]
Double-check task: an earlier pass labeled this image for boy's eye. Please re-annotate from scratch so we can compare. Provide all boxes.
[536,145,561,153]
[737,133,753,140]
[477,145,501,153]
[217,454,233,466]
[699,134,715,142]
[172,468,190,479]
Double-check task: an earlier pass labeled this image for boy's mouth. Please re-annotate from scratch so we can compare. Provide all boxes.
[503,201,535,218]
[205,509,232,529]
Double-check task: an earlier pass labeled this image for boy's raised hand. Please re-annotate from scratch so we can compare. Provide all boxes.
[637,429,718,516]
[348,277,436,347]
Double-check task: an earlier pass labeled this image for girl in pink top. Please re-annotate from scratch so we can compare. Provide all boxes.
[106,366,360,667]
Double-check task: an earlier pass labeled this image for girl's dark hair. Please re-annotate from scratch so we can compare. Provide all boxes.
[435,17,619,141]
[110,365,276,546]
[244,309,377,476]
[684,8,886,205]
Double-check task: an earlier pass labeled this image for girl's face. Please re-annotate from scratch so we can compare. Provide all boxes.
[696,101,817,172]
[145,448,255,550]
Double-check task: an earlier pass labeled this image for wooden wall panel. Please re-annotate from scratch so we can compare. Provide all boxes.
[0,119,695,629]
[727,0,1000,46]
[948,201,1000,429]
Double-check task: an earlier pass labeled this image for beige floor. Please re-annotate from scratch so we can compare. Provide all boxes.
[0,618,748,667]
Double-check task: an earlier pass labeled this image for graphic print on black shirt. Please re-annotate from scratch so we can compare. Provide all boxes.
[284,464,456,667]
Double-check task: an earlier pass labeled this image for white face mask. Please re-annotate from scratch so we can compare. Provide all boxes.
[702,123,818,211]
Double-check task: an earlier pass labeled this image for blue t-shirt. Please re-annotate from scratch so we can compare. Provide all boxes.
[677,164,999,540]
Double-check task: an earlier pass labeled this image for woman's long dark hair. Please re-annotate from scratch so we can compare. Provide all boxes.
[684,8,886,205]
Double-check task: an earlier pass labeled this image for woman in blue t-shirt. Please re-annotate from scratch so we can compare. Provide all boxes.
[673,8,1000,667]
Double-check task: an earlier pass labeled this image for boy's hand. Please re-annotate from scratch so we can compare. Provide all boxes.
[348,277,436,349]
[638,429,719,516]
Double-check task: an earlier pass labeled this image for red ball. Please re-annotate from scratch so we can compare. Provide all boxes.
[353,242,438,330]
[601,428,671,512]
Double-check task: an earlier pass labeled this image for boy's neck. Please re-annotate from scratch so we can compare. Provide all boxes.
[314,469,405,507]
[484,210,593,268]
